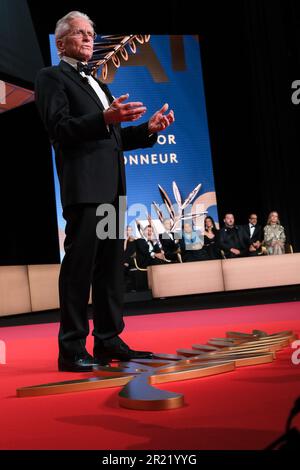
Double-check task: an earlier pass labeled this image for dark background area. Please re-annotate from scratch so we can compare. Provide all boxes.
[1,0,300,265]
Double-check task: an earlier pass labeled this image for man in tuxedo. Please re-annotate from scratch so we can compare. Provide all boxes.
[241,213,263,256]
[159,219,179,262]
[136,225,168,268]
[219,213,248,258]
[35,11,175,371]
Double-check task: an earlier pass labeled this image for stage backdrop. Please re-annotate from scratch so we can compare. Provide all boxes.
[49,35,218,259]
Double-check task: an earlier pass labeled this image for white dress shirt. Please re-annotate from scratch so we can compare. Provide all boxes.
[249,223,256,238]
[166,231,174,240]
[146,240,154,257]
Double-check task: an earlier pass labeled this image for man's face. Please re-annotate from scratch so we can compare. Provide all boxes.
[249,215,257,226]
[146,227,153,239]
[184,223,192,233]
[224,214,235,227]
[163,219,171,231]
[56,18,94,62]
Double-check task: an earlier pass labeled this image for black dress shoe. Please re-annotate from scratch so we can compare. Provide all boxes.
[58,352,108,372]
[94,336,153,362]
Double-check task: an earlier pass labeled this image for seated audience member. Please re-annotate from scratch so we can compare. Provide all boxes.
[135,225,168,268]
[263,211,286,255]
[242,213,263,256]
[124,225,136,270]
[203,215,221,259]
[219,213,248,258]
[123,225,137,291]
[159,218,180,262]
[179,223,209,262]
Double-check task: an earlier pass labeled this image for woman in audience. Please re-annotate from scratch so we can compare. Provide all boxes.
[203,216,221,259]
[263,211,286,255]
[124,225,136,266]
[179,222,210,262]
[123,225,138,291]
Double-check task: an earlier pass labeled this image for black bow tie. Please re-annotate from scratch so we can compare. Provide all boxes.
[77,62,94,76]
[250,225,256,228]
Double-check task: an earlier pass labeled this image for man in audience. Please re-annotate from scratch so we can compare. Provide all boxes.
[159,219,180,262]
[136,225,168,268]
[219,213,248,258]
[242,213,263,256]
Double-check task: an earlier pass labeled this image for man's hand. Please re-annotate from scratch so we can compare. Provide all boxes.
[230,248,240,255]
[104,94,146,125]
[249,241,261,253]
[155,252,165,260]
[148,103,175,133]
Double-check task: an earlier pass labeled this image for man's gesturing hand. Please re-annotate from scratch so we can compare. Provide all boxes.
[104,93,146,125]
[148,103,175,133]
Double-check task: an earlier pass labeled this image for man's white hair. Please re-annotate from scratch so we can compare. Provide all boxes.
[55,11,95,40]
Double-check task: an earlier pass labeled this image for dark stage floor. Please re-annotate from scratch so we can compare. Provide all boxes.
[0,284,299,328]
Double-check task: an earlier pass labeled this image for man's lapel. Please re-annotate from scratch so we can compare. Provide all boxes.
[93,76,123,145]
[59,60,105,111]
[94,77,114,104]
[59,61,122,146]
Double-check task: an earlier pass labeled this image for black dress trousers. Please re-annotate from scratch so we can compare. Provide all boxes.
[58,193,125,359]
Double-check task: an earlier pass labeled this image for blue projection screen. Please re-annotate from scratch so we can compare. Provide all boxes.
[49,35,218,259]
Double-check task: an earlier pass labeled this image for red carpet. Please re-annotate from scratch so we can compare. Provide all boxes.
[0,301,299,450]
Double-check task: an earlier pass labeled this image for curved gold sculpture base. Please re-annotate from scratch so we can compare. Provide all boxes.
[16,329,297,410]
[16,375,134,398]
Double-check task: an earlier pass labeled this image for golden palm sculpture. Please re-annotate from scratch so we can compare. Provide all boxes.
[87,34,151,79]
[153,181,208,232]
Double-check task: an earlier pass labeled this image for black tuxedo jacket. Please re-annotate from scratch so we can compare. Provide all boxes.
[159,232,178,253]
[135,238,161,268]
[35,60,157,208]
[218,225,248,257]
[242,224,263,244]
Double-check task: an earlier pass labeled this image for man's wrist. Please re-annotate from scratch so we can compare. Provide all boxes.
[103,109,110,125]
[148,121,154,136]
